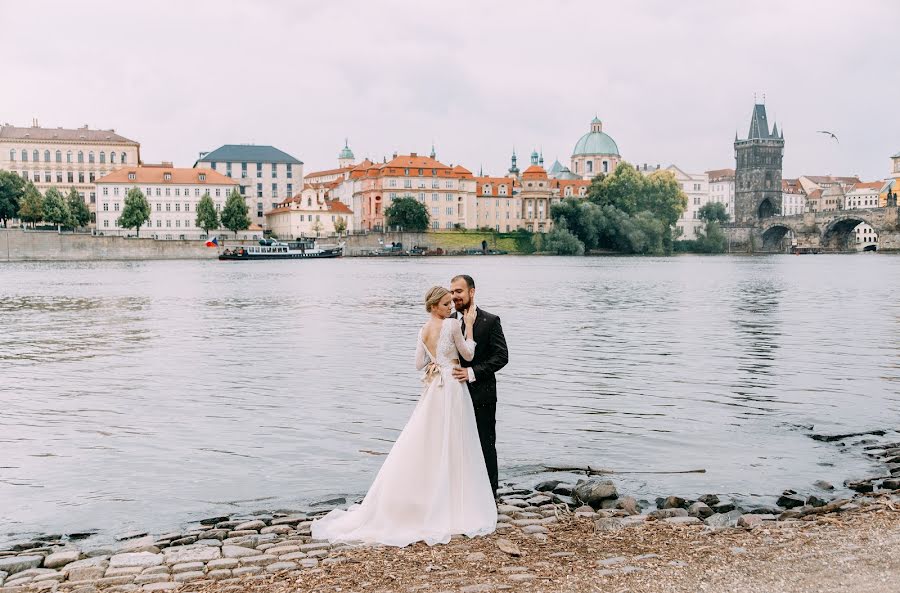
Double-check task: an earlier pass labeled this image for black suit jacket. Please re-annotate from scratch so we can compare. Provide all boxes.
[453,308,509,405]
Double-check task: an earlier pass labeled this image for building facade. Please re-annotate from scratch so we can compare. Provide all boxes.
[570,117,621,180]
[474,176,521,232]
[349,153,477,231]
[194,145,304,230]
[94,165,260,240]
[0,122,140,221]
[662,165,709,240]
[706,168,735,220]
[781,178,807,215]
[844,182,883,209]
[734,103,784,223]
[265,190,354,239]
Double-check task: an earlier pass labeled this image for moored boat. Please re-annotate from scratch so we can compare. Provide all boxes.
[219,238,342,261]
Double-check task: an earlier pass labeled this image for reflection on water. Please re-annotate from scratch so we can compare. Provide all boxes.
[1,255,899,545]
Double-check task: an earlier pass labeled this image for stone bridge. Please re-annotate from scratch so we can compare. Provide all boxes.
[725,207,900,252]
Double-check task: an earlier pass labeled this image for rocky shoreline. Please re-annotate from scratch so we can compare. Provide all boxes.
[2,435,899,592]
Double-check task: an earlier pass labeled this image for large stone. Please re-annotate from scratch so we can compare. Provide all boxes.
[813,480,834,490]
[172,571,204,583]
[662,496,686,509]
[573,479,618,509]
[697,494,720,507]
[535,480,561,492]
[648,508,687,519]
[239,554,277,567]
[222,546,258,559]
[67,567,107,581]
[593,518,625,532]
[162,545,220,564]
[142,583,178,591]
[106,567,144,577]
[616,496,640,515]
[265,561,297,573]
[704,510,744,528]
[738,514,777,528]
[109,553,163,569]
[711,501,737,514]
[776,494,805,509]
[133,574,170,585]
[664,516,700,525]
[233,520,266,531]
[0,556,43,575]
[207,558,239,570]
[688,502,713,519]
[43,551,80,569]
[171,562,205,574]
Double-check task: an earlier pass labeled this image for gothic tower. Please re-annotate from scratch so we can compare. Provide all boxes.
[734,103,784,223]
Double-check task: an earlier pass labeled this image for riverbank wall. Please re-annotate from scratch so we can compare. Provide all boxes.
[0,229,526,262]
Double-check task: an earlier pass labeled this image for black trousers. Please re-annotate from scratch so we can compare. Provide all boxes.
[472,400,498,495]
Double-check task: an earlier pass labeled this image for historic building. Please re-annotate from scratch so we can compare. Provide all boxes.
[844,181,884,210]
[194,144,304,230]
[265,188,354,239]
[891,151,900,179]
[94,164,258,240]
[706,168,735,220]
[0,121,140,222]
[570,117,621,180]
[658,165,708,240]
[734,104,784,224]
[349,152,477,231]
[781,178,807,215]
[474,176,521,232]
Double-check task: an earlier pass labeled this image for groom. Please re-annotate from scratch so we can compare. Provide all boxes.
[450,274,509,497]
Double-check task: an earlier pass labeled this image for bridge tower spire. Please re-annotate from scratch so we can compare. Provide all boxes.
[734,101,785,224]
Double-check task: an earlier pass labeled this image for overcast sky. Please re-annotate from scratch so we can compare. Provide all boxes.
[3,0,898,180]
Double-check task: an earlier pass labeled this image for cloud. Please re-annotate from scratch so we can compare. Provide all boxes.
[1,0,897,180]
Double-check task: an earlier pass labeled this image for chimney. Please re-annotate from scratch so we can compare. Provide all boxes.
[410,152,417,157]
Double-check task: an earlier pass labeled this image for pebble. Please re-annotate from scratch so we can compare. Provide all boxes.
[465,552,486,562]
[233,520,267,531]
[521,525,548,534]
[597,556,627,566]
[664,516,701,525]
[549,552,575,558]
[649,508,687,519]
[814,480,835,490]
[508,573,535,582]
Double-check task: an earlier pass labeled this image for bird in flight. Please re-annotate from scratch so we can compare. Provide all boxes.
[817,130,839,143]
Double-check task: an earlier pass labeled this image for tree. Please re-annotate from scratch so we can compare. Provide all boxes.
[66,187,91,229]
[118,187,151,237]
[311,220,324,237]
[43,187,70,231]
[333,216,347,236]
[195,192,220,235]
[698,201,730,224]
[17,182,44,228]
[544,224,585,255]
[220,188,250,238]
[384,196,429,231]
[0,171,26,227]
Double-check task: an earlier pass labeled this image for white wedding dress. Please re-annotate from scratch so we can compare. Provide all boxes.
[311,317,497,547]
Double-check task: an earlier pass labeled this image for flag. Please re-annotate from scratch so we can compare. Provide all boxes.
[205,237,219,247]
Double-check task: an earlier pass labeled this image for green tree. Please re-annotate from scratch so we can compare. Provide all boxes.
[384,195,429,231]
[66,187,91,229]
[640,169,688,228]
[698,201,730,224]
[333,215,347,236]
[117,187,151,237]
[17,182,44,228]
[220,188,250,238]
[311,220,324,237]
[0,171,26,227]
[43,187,71,231]
[195,192,220,235]
[544,224,585,255]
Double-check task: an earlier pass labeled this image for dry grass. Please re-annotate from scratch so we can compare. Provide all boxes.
[183,495,900,593]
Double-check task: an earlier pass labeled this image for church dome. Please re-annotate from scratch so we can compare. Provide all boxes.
[572,117,620,157]
[339,140,354,160]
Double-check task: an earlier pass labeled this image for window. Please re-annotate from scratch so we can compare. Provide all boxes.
[90,192,95,204]
[445,195,453,202]
[103,220,109,228]
[103,203,109,211]
[175,204,181,212]
[155,188,161,196]
[77,151,83,163]
[44,172,51,182]
[156,203,161,212]
[271,183,277,197]
[255,163,262,178]
[68,172,74,183]
[432,180,439,189]
[215,189,221,197]
[404,179,412,189]
[33,149,39,162]
[176,220,181,227]
[286,164,293,179]
[271,164,277,178]
[114,202,120,211]
[89,172,95,182]
[226,162,232,177]
[88,152,95,164]
[175,188,181,197]
[195,188,200,196]
[165,203,171,212]
[121,152,126,164]
[166,220,171,227]
[446,207,453,215]
[603,161,609,173]
[587,161,593,173]
[432,221,439,229]
[256,183,262,197]
[286,183,292,195]
[78,172,84,183]
[128,173,136,181]
[9,149,14,161]
[241,162,248,178]
[156,220,161,227]
[163,173,171,181]
[431,207,439,215]
[44,150,50,162]
[114,187,120,196]
[99,151,105,164]
[109,152,115,164]
[21,149,27,161]
[499,185,507,196]
[389,179,397,188]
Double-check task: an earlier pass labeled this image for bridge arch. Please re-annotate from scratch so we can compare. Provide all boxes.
[822,213,880,251]
[759,223,794,251]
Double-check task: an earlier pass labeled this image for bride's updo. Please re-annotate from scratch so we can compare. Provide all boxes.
[424,286,449,312]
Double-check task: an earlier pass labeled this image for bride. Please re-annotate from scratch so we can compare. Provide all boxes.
[311,286,498,547]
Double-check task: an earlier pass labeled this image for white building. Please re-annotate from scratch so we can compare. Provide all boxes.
[0,121,140,223]
[95,164,263,240]
[844,181,883,209]
[706,168,735,220]
[660,165,709,240]
[781,178,807,215]
[194,145,304,230]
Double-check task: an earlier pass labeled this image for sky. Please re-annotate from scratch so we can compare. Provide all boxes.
[2,0,898,181]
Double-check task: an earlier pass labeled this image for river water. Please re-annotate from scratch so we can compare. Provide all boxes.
[1,255,898,545]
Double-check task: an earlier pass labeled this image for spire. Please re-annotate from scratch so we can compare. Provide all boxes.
[478,164,483,176]
[771,121,779,137]
[429,142,436,160]
[748,103,771,139]
[539,148,544,166]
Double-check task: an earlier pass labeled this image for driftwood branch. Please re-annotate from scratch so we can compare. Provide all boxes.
[543,465,706,476]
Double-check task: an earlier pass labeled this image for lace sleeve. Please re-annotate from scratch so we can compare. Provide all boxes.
[415,330,430,370]
[448,318,476,361]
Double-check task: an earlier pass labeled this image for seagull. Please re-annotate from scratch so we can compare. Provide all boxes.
[817,130,839,143]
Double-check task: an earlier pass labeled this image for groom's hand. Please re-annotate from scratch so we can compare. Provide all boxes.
[452,367,469,382]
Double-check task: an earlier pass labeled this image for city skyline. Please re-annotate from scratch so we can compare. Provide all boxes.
[2,0,898,181]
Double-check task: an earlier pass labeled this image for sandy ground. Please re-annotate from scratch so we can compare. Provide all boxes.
[186,495,900,593]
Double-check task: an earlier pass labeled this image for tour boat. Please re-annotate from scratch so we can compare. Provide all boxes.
[218,238,343,260]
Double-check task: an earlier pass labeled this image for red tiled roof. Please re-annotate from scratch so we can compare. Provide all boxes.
[706,168,735,180]
[305,166,352,178]
[327,200,352,214]
[96,166,237,185]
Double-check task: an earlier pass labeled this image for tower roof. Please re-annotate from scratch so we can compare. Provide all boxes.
[748,104,775,140]
[339,139,354,160]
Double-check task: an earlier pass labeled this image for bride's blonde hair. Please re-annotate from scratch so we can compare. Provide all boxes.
[424,286,450,312]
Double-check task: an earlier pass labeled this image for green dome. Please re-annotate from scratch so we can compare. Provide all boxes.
[339,140,354,160]
[572,131,619,157]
